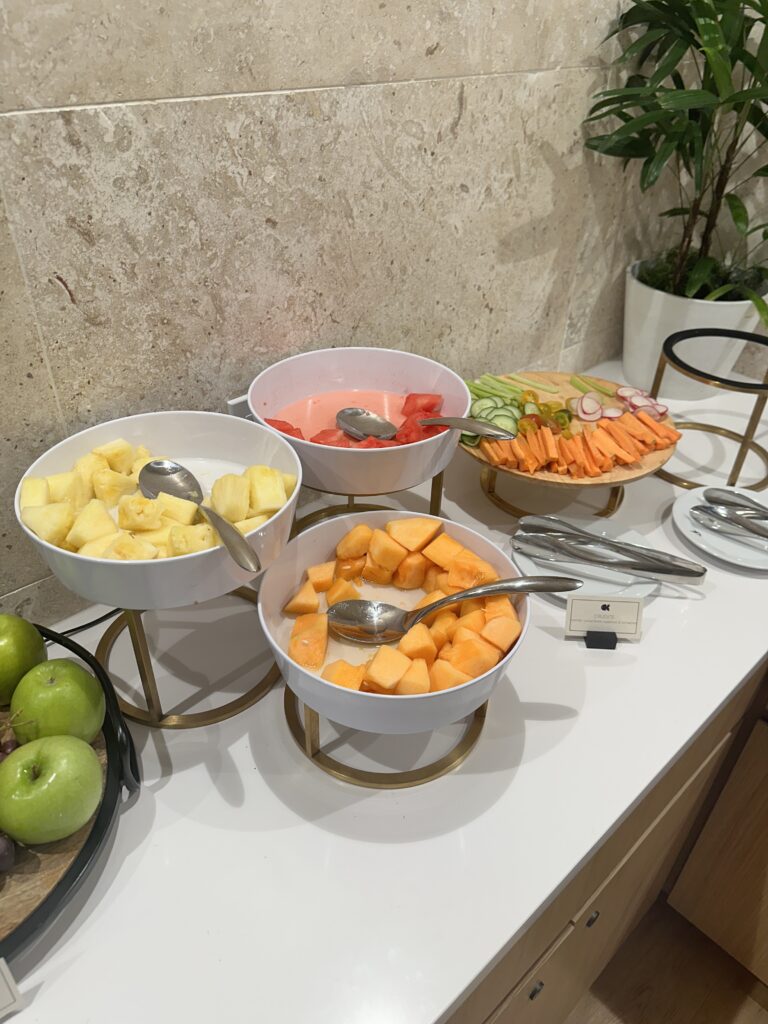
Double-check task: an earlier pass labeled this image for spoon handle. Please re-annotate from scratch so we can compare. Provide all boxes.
[200,506,262,573]
[403,575,581,631]
[420,416,518,440]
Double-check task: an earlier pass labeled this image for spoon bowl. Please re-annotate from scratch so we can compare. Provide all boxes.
[336,407,518,442]
[703,488,768,519]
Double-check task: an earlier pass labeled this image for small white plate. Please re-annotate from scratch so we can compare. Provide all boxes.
[510,520,657,603]
[672,486,768,572]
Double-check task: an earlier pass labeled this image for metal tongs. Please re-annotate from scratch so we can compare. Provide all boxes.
[511,515,707,583]
[688,488,768,548]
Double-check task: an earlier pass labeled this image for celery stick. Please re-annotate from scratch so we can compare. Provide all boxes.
[478,375,523,399]
[570,375,592,395]
[579,374,616,397]
[504,373,559,394]
[487,374,524,394]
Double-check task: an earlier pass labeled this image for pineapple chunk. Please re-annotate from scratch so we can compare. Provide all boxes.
[73,452,109,494]
[46,471,89,511]
[156,491,199,525]
[154,546,170,558]
[103,533,159,560]
[79,532,123,558]
[66,499,118,550]
[21,503,74,547]
[136,523,173,547]
[245,465,287,516]
[92,438,136,474]
[211,473,250,523]
[168,523,218,556]
[234,514,269,535]
[117,494,163,532]
[93,468,136,507]
[19,478,49,509]
[130,448,158,482]
[281,471,298,498]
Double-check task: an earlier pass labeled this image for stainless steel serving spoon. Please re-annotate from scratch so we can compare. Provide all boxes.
[335,407,518,442]
[703,488,768,519]
[139,459,261,573]
[326,576,582,643]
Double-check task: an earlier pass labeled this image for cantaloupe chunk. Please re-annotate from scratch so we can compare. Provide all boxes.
[362,551,394,585]
[385,517,443,552]
[326,578,360,606]
[396,658,431,695]
[423,563,442,593]
[460,597,485,617]
[393,552,429,589]
[307,560,335,593]
[438,642,453,660]
[481,616,522,653]
[397,622,437,664]
[283,580,320,615]
[412,590,456,625]
[435,571,463,595]
[453,625,480,645]
[429,660,472,691]
[363,647,412,692]
[336,524,373,559]
[430,611,459,649]
[448,637,500,677]
[288,613,328,669]
[484,595,518,621]
[369,528,408,571]
[335,556,365,580]
[456,608,486,634]
[322,660,366,690]
[447,549,499,589]
[422,533,465,569]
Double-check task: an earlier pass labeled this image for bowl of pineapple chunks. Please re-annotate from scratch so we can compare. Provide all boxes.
[258,510,529,734]
[15,411,302,610]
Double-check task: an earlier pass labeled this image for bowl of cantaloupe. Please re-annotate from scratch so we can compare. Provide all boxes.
[15,411,302,610]
[258,510,529,734]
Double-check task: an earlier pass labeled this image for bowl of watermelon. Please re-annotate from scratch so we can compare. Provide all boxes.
[248,348,470,495]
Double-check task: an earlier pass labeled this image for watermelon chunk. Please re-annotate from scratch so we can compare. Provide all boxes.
[265,418,305,440]
[309,429,353,448]
[402,393,443,416]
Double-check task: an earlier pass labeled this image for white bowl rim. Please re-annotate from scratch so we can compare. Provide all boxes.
[14,409,303,566]
[249,346,471,453]
[257,510,529,702]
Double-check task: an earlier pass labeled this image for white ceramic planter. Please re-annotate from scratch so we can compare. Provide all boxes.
[623,262,760,399]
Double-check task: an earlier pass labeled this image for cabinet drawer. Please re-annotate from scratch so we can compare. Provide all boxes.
[485,731,732,1024]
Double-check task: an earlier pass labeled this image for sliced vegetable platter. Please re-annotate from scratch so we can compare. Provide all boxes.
[459,371,680,487]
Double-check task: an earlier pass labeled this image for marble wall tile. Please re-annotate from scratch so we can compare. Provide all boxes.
[0,575,89,626]
[0,68,625,437]
[1,0,621,113]
[0,197,68,597]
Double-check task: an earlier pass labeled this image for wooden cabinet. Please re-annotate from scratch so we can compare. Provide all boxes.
[670,718,768,984]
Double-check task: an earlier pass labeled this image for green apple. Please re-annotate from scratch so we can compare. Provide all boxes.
[0,736,102,845]
[11,658,105,744]
[0,614,47,706]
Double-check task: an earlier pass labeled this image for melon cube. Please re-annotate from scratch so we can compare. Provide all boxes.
[397,622,437,665]
[447,549,499,589]
[283,580,320,615]
[413,590,458,624]
[395,658,431,695]
[288,613,328,670]
[335,556,366,580]
[235,514,269,534]
[436,571,463,594]
[430,611,458,649]
[245,465,287,516]
[369,528,408,571]
[326,578,360,606]
[453,625,480,645]
[307,561,336,593]
[429,660,472,691]
[484,595,518,621]
[393,552,430,590]
[361,551,393,585]
[92,438,136,474]
[385,517,443,552]
[438,642,454,660]
[422,533,464,569]
[336,524,373,560]
[156,491,199,525]
[79,532,123,558]
[456,609,486,634]
[423,563,442,593]
[447,637,500,677]
[460,597,485,617]
[66,499,118,550]
[322,660,366,690]
[19,477,50,509]
[481,616,522,653]
[21,503,74,547]
[363,647,412,692]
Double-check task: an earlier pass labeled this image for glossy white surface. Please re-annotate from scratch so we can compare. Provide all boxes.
[672,485,768,571]
[248,347,470,494]
[10,361,768,1024]
[15,412,302,610]
[259,510,529,734]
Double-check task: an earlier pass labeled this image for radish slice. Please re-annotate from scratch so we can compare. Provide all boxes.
[628,394,657,410]
[653,403,669,417]
[601,407,623,419]
[616,386,645,399]
[577,393,603,421]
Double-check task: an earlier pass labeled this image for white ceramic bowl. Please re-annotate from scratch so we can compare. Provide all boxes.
[258,511,529,734]
[247,347,471,495]
[15,411,302,611]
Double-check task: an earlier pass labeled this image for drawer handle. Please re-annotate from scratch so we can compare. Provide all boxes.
[586,910,600,928]
[528,981,545,1001]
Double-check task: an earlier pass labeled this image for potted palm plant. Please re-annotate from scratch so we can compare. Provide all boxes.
[586,0,768,397]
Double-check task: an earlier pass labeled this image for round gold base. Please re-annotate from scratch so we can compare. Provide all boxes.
[479,466,625,519]
[653,422,768,491]
[283,687,487,789]
[95,587,279,729]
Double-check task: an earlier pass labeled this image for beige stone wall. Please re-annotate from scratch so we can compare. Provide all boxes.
[0,0,652,621]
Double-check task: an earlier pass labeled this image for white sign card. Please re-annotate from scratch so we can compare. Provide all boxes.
[565,595,644,641]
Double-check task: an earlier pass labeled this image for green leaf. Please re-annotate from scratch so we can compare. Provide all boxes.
[755,164,768,177]
[703,284,739,300]
[660,206,692,217]
[609,108,675,139]
[739,286,768,327]
[585,134,655,159]
[725,85,768,104]
[618,27,670,62]
[690,0,734,97]
[725,193,749,234]
[640,137,679,188]
[684,255,718,297]
[746,221,768,236]
[648,38,690,86]
[656,88,720,110]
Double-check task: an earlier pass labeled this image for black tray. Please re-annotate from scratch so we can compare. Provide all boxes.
[0,625,140,962]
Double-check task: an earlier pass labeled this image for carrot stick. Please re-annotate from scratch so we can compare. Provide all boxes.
[499,440,518,468]
[618,412,657,447]
[601,419,642,460]
[583,428,612,472]
[540,426,559,463]
[637,411,681,442]
[479,439,502,465]
[591,427,636,465]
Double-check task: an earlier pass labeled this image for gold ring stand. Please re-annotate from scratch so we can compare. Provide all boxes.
[96,586,280,729]
[650,331,768,492]
[284,687,487,789]
[480,466,624,519]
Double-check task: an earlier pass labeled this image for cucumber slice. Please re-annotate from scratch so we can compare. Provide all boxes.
[505,373,559,394]
[470,398,498,417]
[489,413,519,433]
[460,433,481,446]
[523,402,541,415]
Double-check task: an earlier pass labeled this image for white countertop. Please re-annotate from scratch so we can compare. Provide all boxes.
[10,360,768,1024]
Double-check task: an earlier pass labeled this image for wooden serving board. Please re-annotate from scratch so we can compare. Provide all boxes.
[461,371,677,487]
[0,714,107,943]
